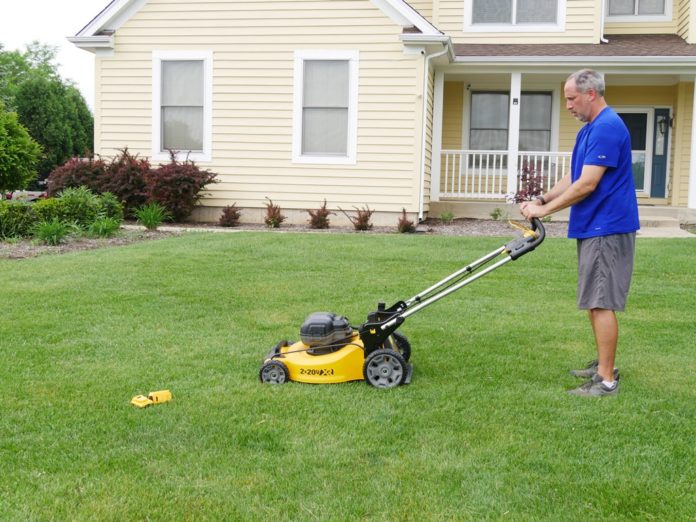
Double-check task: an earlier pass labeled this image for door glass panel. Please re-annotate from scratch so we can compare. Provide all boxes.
[618,113,648,191]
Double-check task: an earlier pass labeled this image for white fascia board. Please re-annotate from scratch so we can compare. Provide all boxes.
[75,0,146,37]
[370,0,441,35]
[67,35,114,53]
[401,34,454,60]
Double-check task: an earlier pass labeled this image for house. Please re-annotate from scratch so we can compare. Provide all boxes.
[70,0,696,226]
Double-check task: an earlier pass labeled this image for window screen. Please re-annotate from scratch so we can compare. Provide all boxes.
[161,60,203,151]
[302,60,349,156]
[472,0,557,24]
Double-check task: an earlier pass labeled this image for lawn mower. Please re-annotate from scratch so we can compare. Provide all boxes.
[260,217,545,388]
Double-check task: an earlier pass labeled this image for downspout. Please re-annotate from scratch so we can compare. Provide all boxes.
[418,43,449,222]
[600,0,609,43]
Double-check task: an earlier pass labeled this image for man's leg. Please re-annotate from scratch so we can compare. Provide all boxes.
[588,308,618,382]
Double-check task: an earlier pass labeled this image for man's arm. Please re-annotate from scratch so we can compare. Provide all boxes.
[521,165,607,219]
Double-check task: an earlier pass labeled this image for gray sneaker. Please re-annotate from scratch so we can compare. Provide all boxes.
[570,359,619,380]
[568,373,619,397]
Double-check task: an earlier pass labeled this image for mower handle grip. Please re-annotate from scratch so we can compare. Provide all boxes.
[530,217,545,246]
[506,217,545,260]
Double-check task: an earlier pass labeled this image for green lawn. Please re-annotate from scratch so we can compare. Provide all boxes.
[1,232,694,521]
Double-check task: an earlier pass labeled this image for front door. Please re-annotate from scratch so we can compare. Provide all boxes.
[616,108,670,197]
[650,109,670,198]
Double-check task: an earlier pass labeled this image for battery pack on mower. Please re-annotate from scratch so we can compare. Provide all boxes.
[300,312,352,350]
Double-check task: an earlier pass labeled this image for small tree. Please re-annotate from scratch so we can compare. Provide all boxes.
[0,107,42,195]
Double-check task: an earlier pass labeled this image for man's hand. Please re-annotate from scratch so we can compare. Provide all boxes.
[520,199,547,220]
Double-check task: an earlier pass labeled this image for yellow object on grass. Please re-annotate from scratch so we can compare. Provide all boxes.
[130,390,172,408]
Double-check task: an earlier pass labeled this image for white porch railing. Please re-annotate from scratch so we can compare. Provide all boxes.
[439,150,572,200]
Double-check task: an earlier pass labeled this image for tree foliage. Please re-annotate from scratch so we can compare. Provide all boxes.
[0,105,42,193]
[0,42,93,183]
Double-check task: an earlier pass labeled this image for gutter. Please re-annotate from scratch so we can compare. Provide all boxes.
[417,41,450,222]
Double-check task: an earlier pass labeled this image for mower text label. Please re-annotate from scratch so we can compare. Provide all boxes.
[299,368,335,376]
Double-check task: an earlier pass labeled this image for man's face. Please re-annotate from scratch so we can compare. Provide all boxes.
[564,79,594,123]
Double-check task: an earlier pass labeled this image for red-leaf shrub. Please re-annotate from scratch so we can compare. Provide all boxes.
[46,156,108,196]
[145,152,217,222]
[101,148,150,217]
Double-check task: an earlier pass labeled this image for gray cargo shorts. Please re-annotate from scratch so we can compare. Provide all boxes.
[576,233,636,312]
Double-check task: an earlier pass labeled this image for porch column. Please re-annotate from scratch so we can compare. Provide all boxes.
[431,70,445,203]
[690,80,696,209]
[507,73,521,195]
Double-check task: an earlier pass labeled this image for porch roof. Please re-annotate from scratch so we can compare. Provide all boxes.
[453,34,696,59]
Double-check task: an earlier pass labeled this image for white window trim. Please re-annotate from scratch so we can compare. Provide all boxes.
[292,50,359,165]
[152,50,213,163]
[605,0,672,23]
[464,0,566,33]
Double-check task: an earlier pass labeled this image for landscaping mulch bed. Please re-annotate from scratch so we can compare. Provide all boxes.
[0,218,569,260]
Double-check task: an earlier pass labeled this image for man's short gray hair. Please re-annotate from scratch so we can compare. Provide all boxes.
[567,69,605,97]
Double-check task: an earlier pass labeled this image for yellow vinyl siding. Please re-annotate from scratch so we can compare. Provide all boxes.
[672,81,693,207]
[437,0,599,44]
[94,0,425,215]
[442,82,464,149]
[408,0,433,21]
[677,0,689,39]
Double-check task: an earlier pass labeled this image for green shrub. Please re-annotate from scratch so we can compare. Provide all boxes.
[219,204,242,227]
[87,216,122,238]
[33,197,63,223]
[146,152,217,221]
[46,156,107,196]
[32,218,76,245]
[0,200,37,238]
[56,186,101,228]
[97,192,124,221]
[440,211,455,224]
[135,202,170,230]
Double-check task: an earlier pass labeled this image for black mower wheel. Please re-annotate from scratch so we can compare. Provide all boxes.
[363,349,407,389]
[259,360,289,384]
[383,331,411,362]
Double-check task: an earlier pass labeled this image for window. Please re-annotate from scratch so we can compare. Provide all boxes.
[470,92,552,151]
[606,0,670,21]
[152,51,212,162]
[293,50,358,164]
[466,0,565,31]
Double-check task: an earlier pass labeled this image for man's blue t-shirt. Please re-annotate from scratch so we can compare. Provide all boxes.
[568,107,640,239]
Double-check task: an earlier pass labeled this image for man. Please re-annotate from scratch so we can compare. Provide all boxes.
[520,69,639,397]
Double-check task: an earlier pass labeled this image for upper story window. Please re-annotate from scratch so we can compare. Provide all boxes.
[466,0,565,32]
[152,51,212,162]
[606,0,672,22]
[293,50,358,164]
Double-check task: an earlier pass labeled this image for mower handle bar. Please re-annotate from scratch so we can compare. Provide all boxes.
[386,218,545,325]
